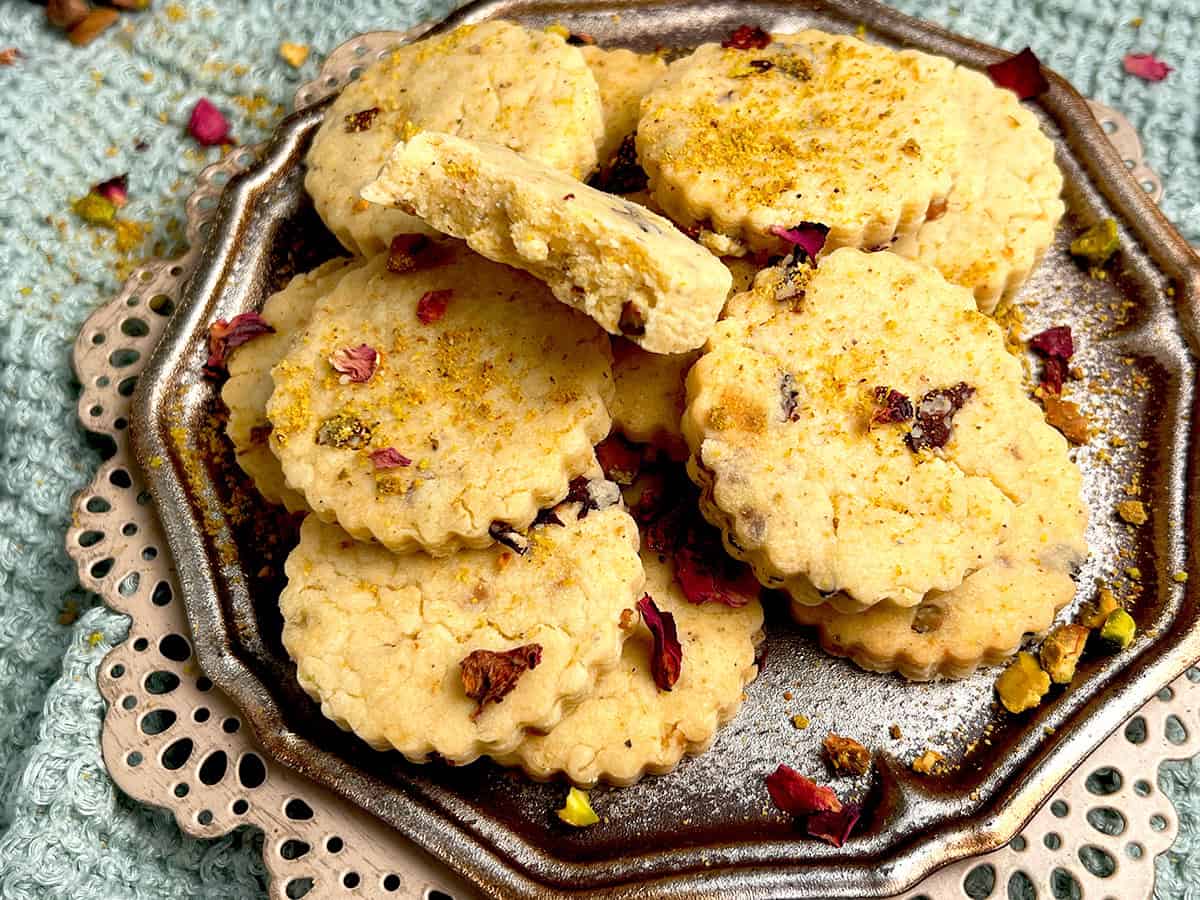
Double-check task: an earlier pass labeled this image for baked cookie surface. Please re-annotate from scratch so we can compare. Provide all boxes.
[791,409,1087,680]
[497,514,762,786]
[683,248,1037,613]
[892,68,1064,313]
[305,20,604,255]
[609,339,698,458]
[222,257,363,511]
[363,131,732,353]
[280,493,644,763]
[266,248,613,556]
[580,45,667,167]
[637,31,964,254]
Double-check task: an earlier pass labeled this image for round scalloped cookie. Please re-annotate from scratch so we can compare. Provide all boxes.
[683,248,1038,613]
[497,544,762,785]
[609,339,699,458]
[580,45,667,166]
[363,131,732,354]
[280,491,644,764]
[267,248,614,556]
[222,257,363,511]
[305,20,604,255]
[891,67,1064,313]
[606,258,761,455]
[637,30,964,254]
[791,415,1087,680]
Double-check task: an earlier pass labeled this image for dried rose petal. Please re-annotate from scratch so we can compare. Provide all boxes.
[780,372,801,421]
[986,47,1049,100]
[344,106,381,133]
[1123,53,1173,82]
[459,644,543,720]
[871,387,913,426]
[806,803,861,848]
[769,222,829,260]
[638,594,682,691]
[0,48,23,66]
[906,383,974,453]
[1030,325,1074,360]
[588,133,648,195]
[416,289,452,325]
[596,435,643,485]
[1040,357,1068,395]
[369,447,411,470]
[567,32,596,46]
[328,344,378,384]
[204,311,274,378]
[765,765,842,817]
[675,535,760,607]
[722,25,771,50]
[188,98,231,146]
[94,174,129,208]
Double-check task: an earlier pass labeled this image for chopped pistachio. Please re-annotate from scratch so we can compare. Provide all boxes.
[1070,219,1119,268]
[995,651,1051,714]
[73,192,117,227]
[1116,500,1147,525]
[792,714,810,730]
[1040,624,1090,684]
[279,42,310,68]
[1174,571,1189,584]
[557,787,599,827]
[1099,609,1136,652]
[823,734,870,776]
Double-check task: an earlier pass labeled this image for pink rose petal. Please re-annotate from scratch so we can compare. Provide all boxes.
[369,448,412,470]
[765,765,842,817]
[188,98,231,146]
[769,222,829,260]
[1123,53,1172,82]
[93,174,128,208]
[328,344,378,384]
[204,312,274,378]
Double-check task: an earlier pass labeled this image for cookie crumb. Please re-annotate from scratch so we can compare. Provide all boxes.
[889,723,902,740]
[912,749,945,775]
[1116,499,1147,525]
[823,733,870,776]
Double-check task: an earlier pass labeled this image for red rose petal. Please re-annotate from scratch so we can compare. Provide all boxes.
[871,387,914,426]
[595,435,643,485]
[328,344,378,384]
[721,25,771,50]
[766,765,843,817]
[369,447,411,470]
[637,594,682,691]
[769,222,829,260]
[0,48,22,66]
[204,311,274,378]
[459,644,542,721]
[675,530,760,607]
[986,47,1049,100]
[805,802,862,848]
[905,383,975,453]
[1029,325,1074,360]
[1040,357,1068,395]
[93,174,128,208]
[1123,53,1172,82]
[416,289,452,325]
[188,98,231,146]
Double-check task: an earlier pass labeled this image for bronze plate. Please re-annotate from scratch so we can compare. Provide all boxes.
[129,1,1200,896]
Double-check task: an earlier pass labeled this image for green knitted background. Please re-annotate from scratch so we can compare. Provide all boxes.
[0,2,1195,897]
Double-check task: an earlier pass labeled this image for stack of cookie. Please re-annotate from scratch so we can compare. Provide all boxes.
[220,19,1088,785]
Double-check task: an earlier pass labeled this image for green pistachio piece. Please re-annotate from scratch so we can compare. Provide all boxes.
[557,787,600,827]
[1099,608,1136,652]
[72,192,117,228]
[1069,219,1119,267]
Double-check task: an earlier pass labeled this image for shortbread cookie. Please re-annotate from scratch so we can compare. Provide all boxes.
[892,68,1064,313]
[305,20,604,255]
[637,30,964,254]
[609,339,698,458]
[222,257,363,511]
[363,131,732,353]
[280,491,644,764]
[497,539,762,785]
[580,45,667,166]
[791,413,1087,680]
[684,248,1043,613]
[267,248,613,556]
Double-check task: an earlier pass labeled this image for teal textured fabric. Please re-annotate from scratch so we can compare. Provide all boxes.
[0,2,1194,898]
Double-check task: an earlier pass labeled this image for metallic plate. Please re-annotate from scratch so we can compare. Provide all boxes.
[129,1,1200,896]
